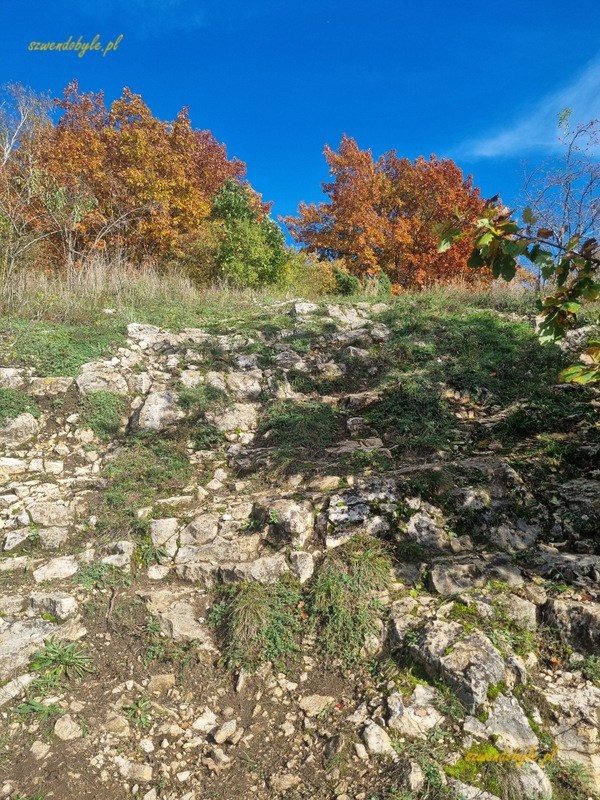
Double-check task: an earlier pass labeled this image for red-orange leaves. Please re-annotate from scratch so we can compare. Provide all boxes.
[285,136,487,289]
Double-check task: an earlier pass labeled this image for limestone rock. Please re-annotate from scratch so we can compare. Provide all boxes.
[29,592,78,621]
[76,362,128,394]
[264,499,314,548]
[27,501,71,527]
[298,694,335,717]
[115,756,153,783]
[54,714,83,740]
[0,618,55,679]
[289,551,314,584]
[132,391,184,431]
[33,556,79,583]
[206,402,258,434]
[0,413,39,447]
[150,518,179,558]
[362,722,396,757]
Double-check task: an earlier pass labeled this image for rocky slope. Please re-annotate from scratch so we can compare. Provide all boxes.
[0,298,599,800]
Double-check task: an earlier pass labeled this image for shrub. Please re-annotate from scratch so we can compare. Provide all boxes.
[333,265,361,295]
[278,251,337,297]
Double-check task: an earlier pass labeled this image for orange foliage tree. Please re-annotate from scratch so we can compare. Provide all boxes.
[31,80,246,267]
[285,135,487,289]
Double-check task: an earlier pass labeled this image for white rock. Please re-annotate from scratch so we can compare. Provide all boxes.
[54,714,83,740]
[362,722,396,757]
[33,556,79,583]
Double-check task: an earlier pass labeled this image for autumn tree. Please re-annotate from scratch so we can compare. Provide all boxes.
[285,135,486,289]
[29,80,247,269]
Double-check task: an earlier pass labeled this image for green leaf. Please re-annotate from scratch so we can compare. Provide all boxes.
[497,253,517,282]
[522,206,537,225]
[558,301,581,313]
[500,239,527,258]
[559,364,600,384]
[467,249,484,269]
[437,227,462,253]
[475,231,494,248]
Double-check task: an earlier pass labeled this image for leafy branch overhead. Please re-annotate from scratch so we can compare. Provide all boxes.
[437,199,600,383]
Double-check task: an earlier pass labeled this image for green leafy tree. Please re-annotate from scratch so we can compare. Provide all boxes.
[212,180,287,287]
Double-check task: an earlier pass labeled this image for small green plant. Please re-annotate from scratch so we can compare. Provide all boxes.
[73,562,130,590]
[268,509,280,524]
[0,388,39,425]
[577,654,600,685]
[546,757,596,800]
[209,574,304,670]
[123,698,152,729]
[433,681,466,721]
[190,422,226,451]
[136,537,167,567]
[142,615,191,667]
[15,698,63,726]
[309,536,392,666]
[30,639,93,680]
[79,390,128,441]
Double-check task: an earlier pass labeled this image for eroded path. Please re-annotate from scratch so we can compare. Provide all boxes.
[1,298,599,800]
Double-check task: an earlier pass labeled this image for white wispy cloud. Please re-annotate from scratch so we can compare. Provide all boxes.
[459,55,600,160]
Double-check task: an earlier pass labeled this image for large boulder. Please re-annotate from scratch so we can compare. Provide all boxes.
[410,620,506,712]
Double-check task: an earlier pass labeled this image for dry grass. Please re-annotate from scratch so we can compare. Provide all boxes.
[3,252,541,326]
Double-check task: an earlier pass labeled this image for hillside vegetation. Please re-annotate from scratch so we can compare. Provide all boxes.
[0,284,599,800]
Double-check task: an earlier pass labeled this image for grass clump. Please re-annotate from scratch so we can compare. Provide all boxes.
[365,380,454,455]
[79,390,128,441]
[96,432,192,535]
[309,536,392,666]
[209,574,304,670]
[30,639,93,681]
[190,422,226,451]
[260,399,341,468]
[178,384,229,451]
[0,388,40,425]
[178,383,229,417]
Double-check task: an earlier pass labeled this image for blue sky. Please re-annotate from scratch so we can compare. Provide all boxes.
[2,0,600,229]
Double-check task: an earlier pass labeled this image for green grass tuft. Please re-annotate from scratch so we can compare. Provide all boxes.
[209,574,304,670]
[0,388,40,425]
[309,536,392,666]
[79,390,128,440]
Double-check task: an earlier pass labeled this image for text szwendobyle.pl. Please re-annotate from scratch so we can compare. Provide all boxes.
[465,746,559,769]
[28,35,124,57]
